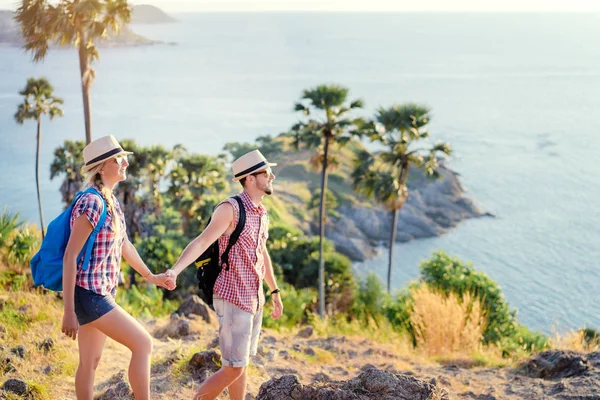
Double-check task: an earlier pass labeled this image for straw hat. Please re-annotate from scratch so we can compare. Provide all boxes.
[82,135,133,173]
[232,150,277,182]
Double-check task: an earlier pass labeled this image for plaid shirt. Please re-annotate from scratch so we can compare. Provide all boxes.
[70,187,126,297]
[213,190,269,314]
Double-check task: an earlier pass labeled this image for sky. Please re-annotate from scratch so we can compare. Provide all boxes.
[2,0,600,12]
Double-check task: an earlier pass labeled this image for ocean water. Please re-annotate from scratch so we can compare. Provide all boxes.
[1,13,599,333]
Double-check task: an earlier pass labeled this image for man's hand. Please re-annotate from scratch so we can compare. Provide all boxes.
[271,294,283,319]
[149,271,176,290]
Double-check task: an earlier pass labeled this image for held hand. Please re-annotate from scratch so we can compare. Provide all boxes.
[271,294,283,320]
[166,269,178,287]
[150,272,176,290]
[62,311,79,340]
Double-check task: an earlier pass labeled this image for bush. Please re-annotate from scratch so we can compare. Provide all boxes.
[351,272,390,323]
[419,251,518,344]
[267,223,356,314]
[262,283,317,329]
[116,284,178,319]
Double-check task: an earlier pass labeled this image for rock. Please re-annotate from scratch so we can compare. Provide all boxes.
[262,335,277,345]
[94,381,133,400]
[154,314,190,339]
[175,295,216,324]
[303,347,316,357]
[522,350,589,379]
[17,305,29,314]
[256,368,449,400]
[315,163,487,262]
[43,365,54,375]
[11,345,25,359]
[38,338,54,354]
[312,372,330,383]
[2,378,28,397]
[189,350,221,373]
[360,363,377,371]
[245,393,255,400]
[207,336,220,350]
[297,326,314,338]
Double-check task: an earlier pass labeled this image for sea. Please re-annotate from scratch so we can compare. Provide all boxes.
[1,12,599,333]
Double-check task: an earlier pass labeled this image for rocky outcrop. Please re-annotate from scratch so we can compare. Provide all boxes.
[256,368,449,400]
[175,295,216,325]
[319,164,491,261]
[521,350,590,379]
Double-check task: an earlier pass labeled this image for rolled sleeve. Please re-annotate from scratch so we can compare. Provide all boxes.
[72,193,103,229]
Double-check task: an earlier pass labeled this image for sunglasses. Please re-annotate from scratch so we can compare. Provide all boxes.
[114,155,128,166]
[252,168,273,179]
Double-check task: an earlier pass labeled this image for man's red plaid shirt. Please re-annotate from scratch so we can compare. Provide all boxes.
[213,190,269,314]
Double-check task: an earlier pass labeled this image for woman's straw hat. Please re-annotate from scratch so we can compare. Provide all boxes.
[82,135,133,173]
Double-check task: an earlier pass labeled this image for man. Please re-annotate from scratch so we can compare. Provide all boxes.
[167,149,283,400]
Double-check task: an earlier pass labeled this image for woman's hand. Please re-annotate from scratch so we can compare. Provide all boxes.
[148,272,176,290]
[62,311,79,340]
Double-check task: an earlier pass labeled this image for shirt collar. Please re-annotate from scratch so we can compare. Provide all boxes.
[239,190,265,214]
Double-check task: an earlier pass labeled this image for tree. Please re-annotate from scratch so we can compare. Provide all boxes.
[50,140,85,206]
[167,152,229,239]
[14,77,64,238]
[352,104,451,293]
[291,84,365,318]
[15,0,132,144]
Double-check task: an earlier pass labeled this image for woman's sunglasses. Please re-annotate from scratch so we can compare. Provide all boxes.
[114,155,128,166]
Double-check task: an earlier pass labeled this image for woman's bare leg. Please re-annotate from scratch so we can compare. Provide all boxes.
[90,305,153,400]
[75,324,107,400]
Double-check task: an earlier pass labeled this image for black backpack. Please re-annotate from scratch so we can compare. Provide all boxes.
[194,196,246,307]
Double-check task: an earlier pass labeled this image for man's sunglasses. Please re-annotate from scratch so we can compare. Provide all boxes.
[252,168,273,179]
[114,155,128,166]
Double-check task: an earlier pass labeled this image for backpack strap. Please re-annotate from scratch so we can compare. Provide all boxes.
[79,188,108,272]
[220,195,247,271]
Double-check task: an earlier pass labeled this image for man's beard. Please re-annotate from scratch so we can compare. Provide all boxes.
[263,184,273,196]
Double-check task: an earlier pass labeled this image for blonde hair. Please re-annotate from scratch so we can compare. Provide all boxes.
[80,162,120,236]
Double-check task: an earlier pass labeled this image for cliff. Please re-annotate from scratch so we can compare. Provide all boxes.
[268,140,492,262]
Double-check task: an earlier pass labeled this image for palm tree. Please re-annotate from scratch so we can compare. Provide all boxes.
[352,104,451,293]
[15,77,64,238]
[15,0,132,144]
[291,84,365,318]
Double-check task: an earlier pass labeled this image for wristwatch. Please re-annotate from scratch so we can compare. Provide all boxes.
[271,288,280,295]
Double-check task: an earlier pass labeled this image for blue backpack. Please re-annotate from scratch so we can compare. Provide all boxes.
[30,187,107,291]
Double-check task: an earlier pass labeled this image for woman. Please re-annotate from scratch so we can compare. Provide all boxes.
[61,135,174,400]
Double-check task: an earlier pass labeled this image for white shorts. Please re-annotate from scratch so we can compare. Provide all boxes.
[213,297,263,367]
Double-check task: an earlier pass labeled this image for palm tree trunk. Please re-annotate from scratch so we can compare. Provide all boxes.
[36,118,46,238]
[388,208,399,293]
[78,33,92,144]
[318,136,330,319]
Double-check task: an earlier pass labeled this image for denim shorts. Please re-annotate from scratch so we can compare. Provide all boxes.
[213,297,263,367]
[74,285,117,325]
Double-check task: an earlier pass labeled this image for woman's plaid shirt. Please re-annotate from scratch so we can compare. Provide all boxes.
[213,190,269,314]
[70,188,126,297]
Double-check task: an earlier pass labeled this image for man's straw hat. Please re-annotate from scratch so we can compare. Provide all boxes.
[232,150,277,182]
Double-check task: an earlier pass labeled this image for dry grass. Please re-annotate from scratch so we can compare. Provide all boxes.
[410,286,487,357]
[550,328,600,352]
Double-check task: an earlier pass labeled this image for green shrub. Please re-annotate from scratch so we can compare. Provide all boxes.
[8,227,40,265]
[116,284,178,319]
[351,272,389,323]
[419,251,518,344]
[262,283,317,329]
